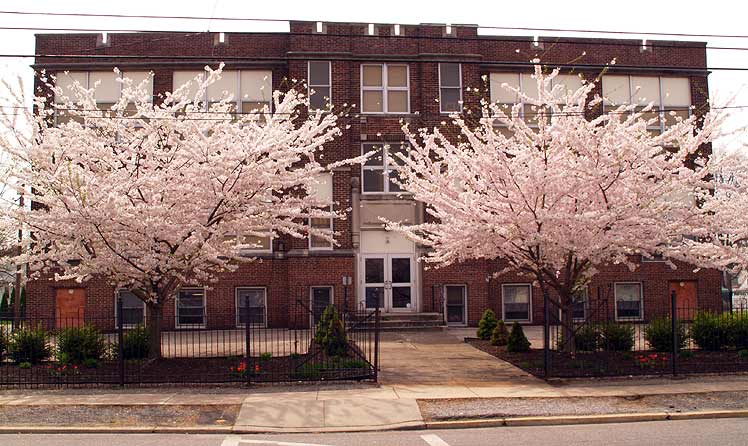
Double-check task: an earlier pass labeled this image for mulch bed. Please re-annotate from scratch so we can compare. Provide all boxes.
[0,353,373,387]
[468,338,748,378]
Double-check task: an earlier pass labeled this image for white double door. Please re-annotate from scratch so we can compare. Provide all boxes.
[360,254,416,312]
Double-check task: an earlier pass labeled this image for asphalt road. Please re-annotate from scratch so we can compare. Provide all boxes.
[2,418,748,446]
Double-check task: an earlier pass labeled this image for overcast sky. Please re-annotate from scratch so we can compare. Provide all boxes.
[0,0,746,152]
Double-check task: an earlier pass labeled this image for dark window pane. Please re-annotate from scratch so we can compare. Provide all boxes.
[363,144,384,166]
[392,286,411,308]
[309,61,330,85]
[388,171,403,192]
[312,287,332,324]
[439,63,461,87]
[363,169,385,192]
[237,288,266,325]
[365,287,384,308]
[365,258,384,283]
[446,286,465,305]
[391,258,411,283]
[121,308,143,326]
[447,305,464,323]
[177,289,205,326]
[440,88,461,111]
[504,303,529,321]
[309,86,330,110]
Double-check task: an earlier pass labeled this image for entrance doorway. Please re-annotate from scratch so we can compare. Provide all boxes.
[361,254,415,312]
[55,288,86,328]
[669,280,698,320]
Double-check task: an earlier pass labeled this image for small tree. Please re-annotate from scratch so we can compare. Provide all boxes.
[477,309,499,340]
[507,322,531,352]
[0,288,7,316]
[315,305,347,357]
[490,320,509,346]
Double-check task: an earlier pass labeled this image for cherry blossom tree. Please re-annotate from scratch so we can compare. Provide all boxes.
[0,66,360,357]
[386,64,743,350]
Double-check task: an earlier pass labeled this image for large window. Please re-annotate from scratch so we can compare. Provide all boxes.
[176,288,206,328]
[502,284,532,322]
[115,290,146,327]
[238,234,272,253]
[308,61,331,110]
[172,69,272,114]
[54,70,153,124]
[602,75,691,135]
[361,142,409,193]
[615,282,643,321]
[236,287,267,327]
[439,63,462,113]
[489,72,582,126]
[361,64,409,113]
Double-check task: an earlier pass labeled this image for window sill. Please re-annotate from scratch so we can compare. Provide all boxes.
[360,193,414,200]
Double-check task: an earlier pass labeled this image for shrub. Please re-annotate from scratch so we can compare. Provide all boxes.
[477,309,499,340]
[122,325,150,360]
[314,305,347,357]
[8,325,51,364]
[0,330,6,358]
[83,358,99,368]
[573,325,601,352]
[259,352,272,361]
[290,352,301,360]
[507,322,531,352]
[691,312,729,351]
[739,349,748,359]
[644,318,688,352]
[490,320,509,346]
[18,361,31,369]
[57,325,107,364]
[601,323,635,352]
[729,315,748,350]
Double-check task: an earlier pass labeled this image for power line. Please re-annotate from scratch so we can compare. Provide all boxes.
[1,9,747,40]
[9,53,741,73]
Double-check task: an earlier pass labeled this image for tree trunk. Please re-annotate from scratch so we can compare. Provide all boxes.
[147,303,163,359]
[561,300,575,353]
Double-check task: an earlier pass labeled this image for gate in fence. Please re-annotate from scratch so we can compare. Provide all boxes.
[0,298,380,387]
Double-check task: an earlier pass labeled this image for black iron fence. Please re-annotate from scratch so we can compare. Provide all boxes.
[543,289,748,378]
[0,299,380,387]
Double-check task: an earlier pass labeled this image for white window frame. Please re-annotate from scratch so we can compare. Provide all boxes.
[235,287,267,328]
[173,69,273,115]
[502,283,532,323]
[602,75,692,134]
[175,287,207,329]
[439,63,463,114]
[308,60,332,110]
[360,63,410,114]
[114,289,147,329]
[614,282,644,322]
[443,284,468,326]
[310,286,334,326]
[309,205,334,251]
[641,253,667,263]
[361,142,409,194]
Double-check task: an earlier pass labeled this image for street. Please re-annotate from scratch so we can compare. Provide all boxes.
[2,418,748,446]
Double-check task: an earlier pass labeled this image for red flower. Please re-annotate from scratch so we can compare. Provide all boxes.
[254,364,261,373]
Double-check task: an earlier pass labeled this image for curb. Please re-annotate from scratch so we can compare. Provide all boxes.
[0,410,747,434]
[425,409,748,430]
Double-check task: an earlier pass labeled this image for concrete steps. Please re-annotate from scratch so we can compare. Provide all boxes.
[348,312,445,331]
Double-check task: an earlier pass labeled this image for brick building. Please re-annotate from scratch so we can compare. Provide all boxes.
[27,21,723,330]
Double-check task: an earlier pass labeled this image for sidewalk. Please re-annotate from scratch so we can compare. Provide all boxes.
[3,375,748,432]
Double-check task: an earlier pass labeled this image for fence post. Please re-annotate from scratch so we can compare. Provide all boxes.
[374,306,380,382]
[116,296,125,387]
[671,289,678,377]
[544,291,550,379]
[244,293,251,385]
